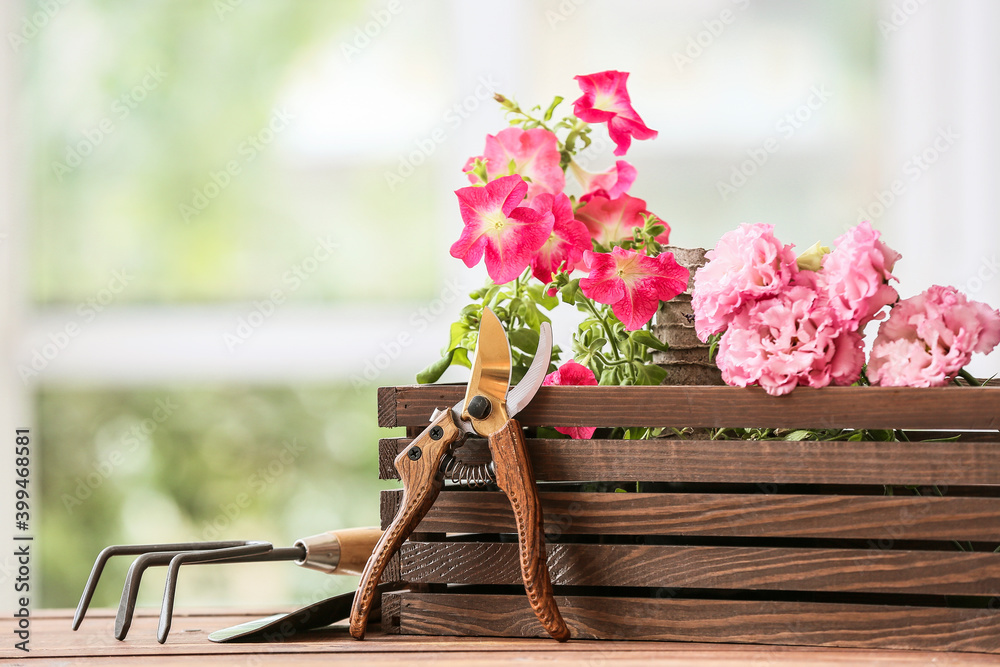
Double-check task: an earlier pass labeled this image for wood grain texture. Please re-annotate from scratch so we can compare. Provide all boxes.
[380,489,1000,541]
[378,385,1000,430]
[384,591,1000,653]
[376,386,397,431]
[21,609,1000,665]
[380,437,1000,485]
[487,418,569,642]
[398,541,1000,595]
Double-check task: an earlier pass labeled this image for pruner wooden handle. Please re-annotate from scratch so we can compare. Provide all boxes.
[349,409,460,640]
[488,417,570,642]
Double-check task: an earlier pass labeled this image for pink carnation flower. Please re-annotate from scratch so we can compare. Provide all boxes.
[575,193,669,247]
[580,247,689,331]
[816,221,901,331]
[528,193,591,285]
[450,175,555,285]
[868,285,1000,387]
[569,159,637,200]
[543,360,599,439]
[573,70,658,156]
[716,285,865,396]
[465,127,565,200]
[692,223,799,342]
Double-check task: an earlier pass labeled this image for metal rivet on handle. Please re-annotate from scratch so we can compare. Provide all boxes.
[468,395,492,420]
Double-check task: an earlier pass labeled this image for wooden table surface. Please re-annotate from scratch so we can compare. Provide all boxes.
[3,609,1000,666]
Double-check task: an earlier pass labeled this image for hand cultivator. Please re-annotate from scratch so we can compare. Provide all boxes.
[74,528,381,643]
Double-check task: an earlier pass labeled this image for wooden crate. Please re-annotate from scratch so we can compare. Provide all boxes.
[375,384,1000,653]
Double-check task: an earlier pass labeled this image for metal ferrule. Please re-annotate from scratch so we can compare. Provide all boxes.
[293,532,342,574]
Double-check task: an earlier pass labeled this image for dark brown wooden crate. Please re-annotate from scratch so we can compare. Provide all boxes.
[397,541,1000,596]
[376,384,1000,653]
[382,591,1000,653]
[378,385,1000,430]
[380,437,1000,485]
[380,489,1000,541]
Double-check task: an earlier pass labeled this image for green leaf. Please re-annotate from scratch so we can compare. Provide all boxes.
[629,330,669,353]
[526,284,559,310]
[445,320,472,353]
[482,285,502,307]
[783,430,813,441]
[452,347,471,369]
[416,350,456,384]
[633,362,667,386]
[587,337,608,353]
[543,96,564,121]
[560,279,580,305]
[599,367,619,386]
[509,327,540,354]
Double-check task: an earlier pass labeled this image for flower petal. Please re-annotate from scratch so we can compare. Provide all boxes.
[573,70,657,156]
[483,127,565,199]
[543,360,598,438]
[452,175,554,284]
[529,193,592,284]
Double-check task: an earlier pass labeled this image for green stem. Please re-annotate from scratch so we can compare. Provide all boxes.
[593,352,631,367]
[504,104,555,133]
[581,297,622,361]
[958,368,980,386]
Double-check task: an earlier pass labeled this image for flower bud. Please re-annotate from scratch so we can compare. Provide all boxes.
[796,241,831,272]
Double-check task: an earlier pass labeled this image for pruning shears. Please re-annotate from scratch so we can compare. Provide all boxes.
[349,307,570,641]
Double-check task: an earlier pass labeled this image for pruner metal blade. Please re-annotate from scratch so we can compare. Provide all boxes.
[461,308,553,436]
[461,307,512,427]
[506,320,552,418]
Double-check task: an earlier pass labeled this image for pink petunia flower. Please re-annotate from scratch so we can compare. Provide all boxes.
[815,221,901,331]
[464,127,565,200]
[573,70,658,157]
[543,360,599,439]
[569,159,637,200]
[528,193,592,285]
[692,223,799,342]
[716,285,865,396]
[575,193,669,247]
[451,175,555,285]
[868,285,1000,387]
[579,247,689,330]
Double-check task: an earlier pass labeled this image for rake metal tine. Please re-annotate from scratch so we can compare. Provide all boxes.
[157,541,275,644]
[73,541,247,631]
[115,550,187,640]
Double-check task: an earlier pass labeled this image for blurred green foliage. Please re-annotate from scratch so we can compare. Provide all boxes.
[38,384,400,609]
[26,0,439,304]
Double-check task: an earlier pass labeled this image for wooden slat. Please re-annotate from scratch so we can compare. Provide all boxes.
[399,541,1000,595]
[379,437,1000,485]
[379,385,1000,430]
[380,490,1000,541]
[385,591,1000,653]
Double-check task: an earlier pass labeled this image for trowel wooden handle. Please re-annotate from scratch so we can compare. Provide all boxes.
[294,527,384,576]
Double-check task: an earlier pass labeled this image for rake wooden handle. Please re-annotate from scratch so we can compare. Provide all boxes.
[488,417,570,642]
[349,410,459,640]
